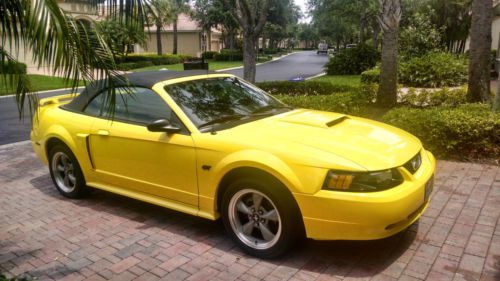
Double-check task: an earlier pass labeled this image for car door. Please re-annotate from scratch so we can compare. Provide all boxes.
[84,87,198,206]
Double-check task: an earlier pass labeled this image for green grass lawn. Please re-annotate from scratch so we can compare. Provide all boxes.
[310,75,361,87]
[0,75,84,96]
[132,60,243,72]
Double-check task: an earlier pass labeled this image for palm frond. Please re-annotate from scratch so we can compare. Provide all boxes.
[0,0,150,118]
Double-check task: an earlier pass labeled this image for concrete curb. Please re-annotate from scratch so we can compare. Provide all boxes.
[216,51,300,72]
[0,140,31,149]
[305,72,327,80]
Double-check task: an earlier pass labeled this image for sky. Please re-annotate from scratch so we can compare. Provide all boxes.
[294,0,311,23]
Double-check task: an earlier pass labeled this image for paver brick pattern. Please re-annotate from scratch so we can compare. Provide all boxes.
[0,142,499,281]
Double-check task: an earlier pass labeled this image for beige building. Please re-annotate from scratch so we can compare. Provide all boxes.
[12,1,221,71]
[136,14,223,57]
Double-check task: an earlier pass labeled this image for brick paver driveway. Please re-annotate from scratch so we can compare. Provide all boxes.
[0,142,499,281]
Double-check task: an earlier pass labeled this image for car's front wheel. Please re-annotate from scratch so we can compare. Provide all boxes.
[221,178,303,258]
[48,144,87,198]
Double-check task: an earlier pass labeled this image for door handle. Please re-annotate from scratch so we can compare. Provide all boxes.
[97,129,109,136]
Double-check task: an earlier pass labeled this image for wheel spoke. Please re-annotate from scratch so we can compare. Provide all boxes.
[63,174,70,187]
[68,174,76,184]
[252,193,263,210]
[57,165,65,172]
[241,221,254,235]
[259,223,275,241]
[261,209,278,221]
[236,201,251,215]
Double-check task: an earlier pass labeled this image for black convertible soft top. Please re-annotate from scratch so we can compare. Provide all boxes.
[63,70,220,112]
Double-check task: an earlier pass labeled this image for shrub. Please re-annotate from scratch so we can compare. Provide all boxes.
[360,67,380,84]
[399,52,468,88]
[0,61,27,74]
[401,87,468,107]
[214,49,243,61]
[326,44,379,75]
[263,48,280,54]
[256,81,359,96]
[381,104,500,160]
[202,51,218,59]
[257,55,273,63]
[399,12,444,58]
[116,61,154,71]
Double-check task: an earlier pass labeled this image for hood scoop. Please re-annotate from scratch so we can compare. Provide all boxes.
[279,110,349,128]
[326,116,348,127]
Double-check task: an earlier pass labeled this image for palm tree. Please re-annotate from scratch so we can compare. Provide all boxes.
[148,0,174,55]
[376,0,402,108]
[171,0,191,54]
[467,0,492,103]
[1,0,146,116]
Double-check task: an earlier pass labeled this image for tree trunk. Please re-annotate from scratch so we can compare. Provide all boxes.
[229,28,235,51]
[494,32,500,111]
[359,17,366,44]
[207,29,212,51]
[377,0,401,108]
[372,19,380,49]
[467,0,492,103]
[156,24,163,55]
[243,33,257,82]
[377,29,399,107]
[173,17,178,54]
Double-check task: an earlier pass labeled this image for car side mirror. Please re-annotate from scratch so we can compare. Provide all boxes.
[147,119,181,134]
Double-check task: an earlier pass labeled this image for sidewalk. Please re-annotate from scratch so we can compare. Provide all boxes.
[0,142,499,281]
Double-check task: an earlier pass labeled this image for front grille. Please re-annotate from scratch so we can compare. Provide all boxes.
[403,152,422,174]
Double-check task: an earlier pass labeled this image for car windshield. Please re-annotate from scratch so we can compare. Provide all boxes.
[165,77,291,130]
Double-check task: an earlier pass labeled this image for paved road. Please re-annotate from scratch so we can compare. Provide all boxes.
[1,142,499,280]
[224,50,329,82]
[0,51,328,145]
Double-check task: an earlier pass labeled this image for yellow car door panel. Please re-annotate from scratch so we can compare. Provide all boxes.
[82,86,198,207]
[89,120,198,206]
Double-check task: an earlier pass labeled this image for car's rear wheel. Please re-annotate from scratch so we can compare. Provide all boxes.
[48,144,87,198]
[221,178,303,258]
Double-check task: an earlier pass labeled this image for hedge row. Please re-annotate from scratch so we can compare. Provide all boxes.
[0,61,27,74]
[116,61,154,71]
[381,104,499,160]
[256,81,359,96]
[214,49,243,61]
[116,54,193,65]
[361,52,468,88]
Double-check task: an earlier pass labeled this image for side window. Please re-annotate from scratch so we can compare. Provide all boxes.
[83,87,180,126]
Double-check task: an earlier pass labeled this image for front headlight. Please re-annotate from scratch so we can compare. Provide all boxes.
[323,169,403,192]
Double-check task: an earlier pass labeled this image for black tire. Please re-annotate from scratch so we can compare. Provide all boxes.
[48,144,88,198]
[221,177,304,258]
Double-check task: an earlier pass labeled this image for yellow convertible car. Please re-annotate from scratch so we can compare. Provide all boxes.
[31,70,435,258]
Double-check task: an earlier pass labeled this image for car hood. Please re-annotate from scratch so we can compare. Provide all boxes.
[222,109,422,171]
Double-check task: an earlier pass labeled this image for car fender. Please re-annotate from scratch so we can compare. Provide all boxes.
[211,149,305,194]
[42,124,81,162]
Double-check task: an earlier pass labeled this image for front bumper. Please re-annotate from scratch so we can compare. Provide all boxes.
[294,149,436,240]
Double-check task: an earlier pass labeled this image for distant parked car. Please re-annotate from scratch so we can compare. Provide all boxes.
[317,43,328,54]
[328,48,337,56]
[346,44,357,49]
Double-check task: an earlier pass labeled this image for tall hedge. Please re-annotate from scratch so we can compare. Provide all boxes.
[326,44,379,75]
